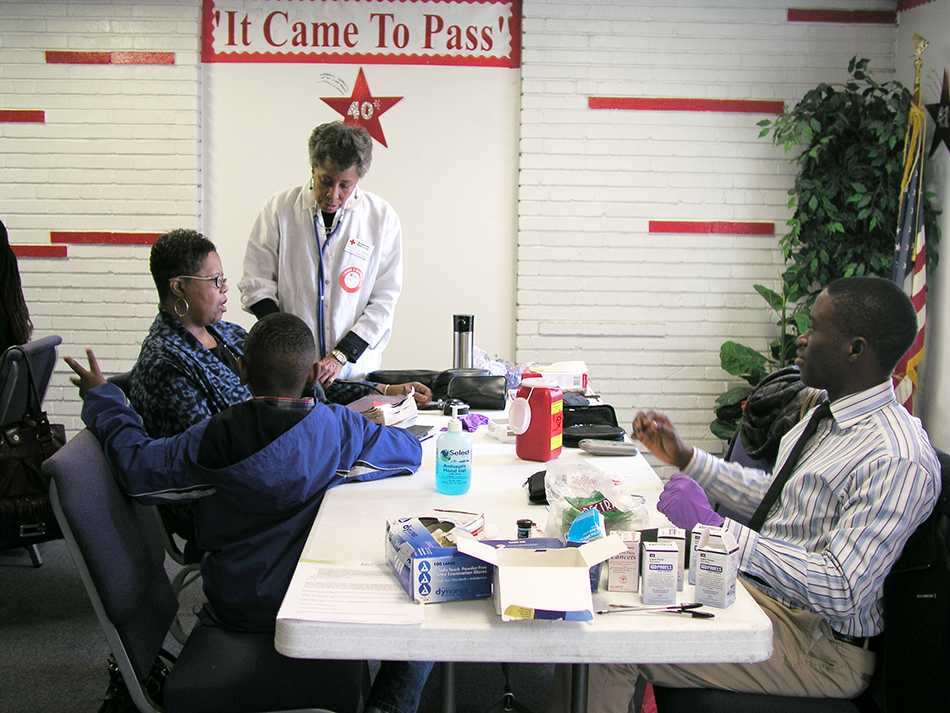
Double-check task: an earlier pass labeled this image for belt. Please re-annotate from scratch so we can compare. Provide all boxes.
[831,630,872,650]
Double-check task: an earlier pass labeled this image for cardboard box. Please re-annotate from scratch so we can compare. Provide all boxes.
[641,541,679,605]
[456,533,626,622]
[385,517,491,604]
[695,527,739,609]
[657,527,686,591]
[688,525,714,586]
[608,531,641,593]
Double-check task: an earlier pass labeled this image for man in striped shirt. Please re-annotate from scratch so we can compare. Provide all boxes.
[574,277,941,711]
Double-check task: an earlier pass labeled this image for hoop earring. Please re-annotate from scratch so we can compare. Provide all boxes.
[173,297,190,319]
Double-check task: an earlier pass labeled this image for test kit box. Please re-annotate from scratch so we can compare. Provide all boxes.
[688,525,714,586]
[695,528,739,609]
[457,533,626,622]
[657,527,686,591]
[607,531,641,593]
[641,541,679,605]
[385,517,491,604]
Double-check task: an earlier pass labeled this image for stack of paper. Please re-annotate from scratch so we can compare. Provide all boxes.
[277,561,424,625]
[347,390,418,427]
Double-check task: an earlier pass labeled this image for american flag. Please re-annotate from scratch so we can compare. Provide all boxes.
[891,99,927,414]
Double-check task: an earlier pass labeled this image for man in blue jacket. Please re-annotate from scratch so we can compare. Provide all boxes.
[66,312,431,713]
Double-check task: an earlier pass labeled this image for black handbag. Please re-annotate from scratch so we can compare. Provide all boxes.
[562,404,625,447]
[366,369,441,389]
[447,375,507,411]
[432,368,489,400]
[0,347,66,549]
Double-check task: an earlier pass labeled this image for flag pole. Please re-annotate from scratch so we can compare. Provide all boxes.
[891,35,929,414]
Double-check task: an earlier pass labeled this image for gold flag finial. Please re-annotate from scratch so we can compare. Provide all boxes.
[912,34,928,106]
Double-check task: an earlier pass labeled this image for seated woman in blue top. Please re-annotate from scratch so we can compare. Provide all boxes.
[129,229,248,438]
[130,229,429,546]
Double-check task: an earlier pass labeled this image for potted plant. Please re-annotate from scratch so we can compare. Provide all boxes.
[710,57,941,442]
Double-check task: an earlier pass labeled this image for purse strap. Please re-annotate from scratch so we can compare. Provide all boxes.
[7,345,47,422]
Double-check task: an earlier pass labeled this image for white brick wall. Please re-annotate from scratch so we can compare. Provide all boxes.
[1,0,200,433]
[2,0,904,450]
[518,0,898,464]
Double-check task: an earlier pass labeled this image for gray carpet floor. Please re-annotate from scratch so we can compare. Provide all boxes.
[0,540,553,713]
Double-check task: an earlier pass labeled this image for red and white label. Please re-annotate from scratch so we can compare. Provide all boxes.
[201,0,521,67]
[339,266,363,293]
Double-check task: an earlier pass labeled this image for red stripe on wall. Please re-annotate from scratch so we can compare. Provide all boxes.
[787,9,896,23]
[649,221,775,235]
[898,0,935,10]
[45,51,175,65]
[51,231,160,246]
[12,245,68,259]
[0,109,45,123]
[588,97,784,114]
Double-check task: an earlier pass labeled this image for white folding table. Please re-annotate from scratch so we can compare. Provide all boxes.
[276,412,773,712]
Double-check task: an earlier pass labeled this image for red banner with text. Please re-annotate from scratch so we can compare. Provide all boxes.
[201,0,521,67]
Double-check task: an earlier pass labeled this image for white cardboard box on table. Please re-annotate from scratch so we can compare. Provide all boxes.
[456,533,626,621]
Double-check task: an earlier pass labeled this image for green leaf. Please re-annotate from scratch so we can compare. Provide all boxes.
[759,128,770,138]
[715,384,754,408]
[808,195,819,211]
[710,419,738,441]
[794,312,811,334]
[753,284,785,312]
[720,341,768,384]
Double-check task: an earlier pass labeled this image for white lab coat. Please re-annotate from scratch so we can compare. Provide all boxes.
[239,181,403,379]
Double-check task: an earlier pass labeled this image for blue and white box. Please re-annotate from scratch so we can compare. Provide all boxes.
[641,541,678,605]
[385,517,491,604]
[695,527,739,609]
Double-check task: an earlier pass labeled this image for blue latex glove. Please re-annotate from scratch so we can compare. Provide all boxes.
[656,473,724,531]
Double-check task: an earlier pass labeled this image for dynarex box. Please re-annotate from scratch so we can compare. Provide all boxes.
[641,541,678,605]
[657,527,686,591]
[385,517,491,604]
[608,531,641,593]
[695,528,739,609]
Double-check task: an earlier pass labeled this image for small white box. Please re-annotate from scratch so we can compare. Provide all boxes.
[456,533,626,621]
[689,525,714,586]
[695,528,739,609]
[640,541,678,605]
[607,531,641,593]
[657,527,686,591]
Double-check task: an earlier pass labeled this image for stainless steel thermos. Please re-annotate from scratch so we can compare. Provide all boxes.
[452,314,474,369]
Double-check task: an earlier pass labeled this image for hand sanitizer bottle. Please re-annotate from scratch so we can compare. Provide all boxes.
[436,408,472,495]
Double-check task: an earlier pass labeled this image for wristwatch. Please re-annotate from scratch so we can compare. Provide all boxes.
[329,348,348,366]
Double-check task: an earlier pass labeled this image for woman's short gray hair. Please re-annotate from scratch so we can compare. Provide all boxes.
[308,122,373,177]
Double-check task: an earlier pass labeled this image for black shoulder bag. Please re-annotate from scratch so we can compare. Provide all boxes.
[0,347,67,549]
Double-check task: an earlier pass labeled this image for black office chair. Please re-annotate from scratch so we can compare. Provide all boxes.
[0,335,63,566]
[45,429,368,713]
[654,450,950,713]
[0,335,62,427]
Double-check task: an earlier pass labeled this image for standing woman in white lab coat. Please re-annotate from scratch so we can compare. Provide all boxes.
[240,121,403,392]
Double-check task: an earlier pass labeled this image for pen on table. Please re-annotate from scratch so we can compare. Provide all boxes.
[597,603,715,619]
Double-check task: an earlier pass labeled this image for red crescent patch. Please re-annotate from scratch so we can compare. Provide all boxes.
[339,266,363,293]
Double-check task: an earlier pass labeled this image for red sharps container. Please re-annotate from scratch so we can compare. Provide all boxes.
[511,378,564,462]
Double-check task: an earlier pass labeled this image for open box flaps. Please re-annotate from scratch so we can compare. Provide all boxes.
[456,533,626,621]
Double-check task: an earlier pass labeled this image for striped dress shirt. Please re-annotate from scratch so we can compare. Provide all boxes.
[686,380,940,637]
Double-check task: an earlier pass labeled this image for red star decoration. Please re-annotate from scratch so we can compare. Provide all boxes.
[321,68,402,148]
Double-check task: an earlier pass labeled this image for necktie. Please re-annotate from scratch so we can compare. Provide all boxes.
[747,400,832,532]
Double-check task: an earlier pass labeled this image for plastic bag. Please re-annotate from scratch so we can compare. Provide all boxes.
[473,346,523,389]
[543,461,648,539]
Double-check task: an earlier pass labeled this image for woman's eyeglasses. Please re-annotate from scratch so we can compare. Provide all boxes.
[174,273,227,290]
